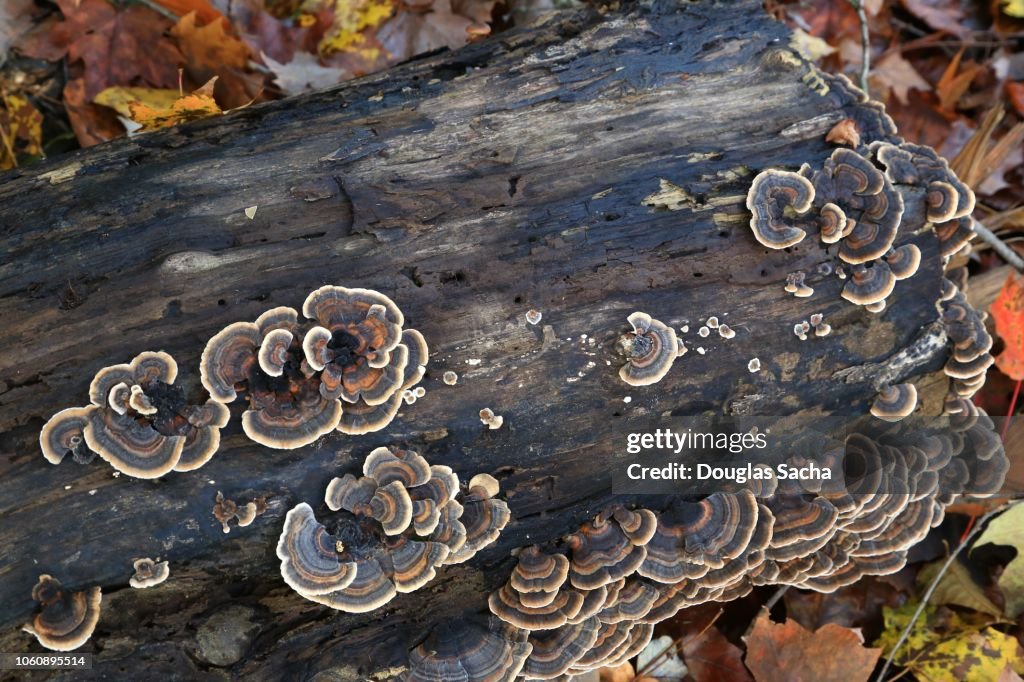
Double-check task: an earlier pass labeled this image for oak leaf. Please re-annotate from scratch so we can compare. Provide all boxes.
[871,51,931,105]
[743,610,880,682]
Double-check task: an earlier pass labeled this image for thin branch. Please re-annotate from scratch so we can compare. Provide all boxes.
[850,0,870,92]
[874,501,1018,681]
[973,219,1024,273]
[764,584,789,611]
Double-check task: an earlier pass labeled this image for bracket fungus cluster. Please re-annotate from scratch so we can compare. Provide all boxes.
[277,447,509,613]
[402,408,1008,680]
[617,312,681,387]
[746,140,972,309]
[201,286,428,448]
[40,351,230,478]
[23,575,102,651]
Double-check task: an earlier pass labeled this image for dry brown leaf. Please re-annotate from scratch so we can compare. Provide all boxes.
[900,0,972,39]
[377,0,484,64]
[871,51,931,105]
[63,77,124,146]
[682,624,753,682]
[935,49,986,112]
[1,0,36,64]
[743,610,881,682]
[21,0,184,100]
[0,92,44,169]
[171,11,264,109]
[917,559,1003,617]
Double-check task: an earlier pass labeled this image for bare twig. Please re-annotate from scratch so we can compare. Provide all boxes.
[764,584,789,611]
[972,219,1024,273]
[874,501,1018,681]
[850,1,870,92]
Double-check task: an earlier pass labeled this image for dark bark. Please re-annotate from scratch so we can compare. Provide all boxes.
[0,1,953,678]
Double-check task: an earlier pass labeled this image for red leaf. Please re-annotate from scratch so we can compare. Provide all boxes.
[682,624,753,682]
[991,271,1024,381]
[1007,82,1024,118]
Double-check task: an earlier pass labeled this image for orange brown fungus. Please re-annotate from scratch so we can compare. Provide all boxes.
[23,575,101,651]
[617,312,679,386]
[40,351,230,477]
[200,286,428,447]
[400,615,532,681]
[279,447,505,613]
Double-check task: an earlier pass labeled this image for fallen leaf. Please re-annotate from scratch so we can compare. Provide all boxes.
[901,0,972,39]
[151,0,224,26]
[377,0,482,64]
[790,27,837,62]
[1,0,36,64]
[25,0,184,100]
[597,661,634,682]
[63,77,124,146]
[1003,0,1024,19]
[94,86,183,118]
[171,11,262,108]
[0,92,44,169]
[636,635,687,680]
[127,77,224,131]
[917,558,1003,616]
[974,502,1024,614]
[244,205,258,219]
[935,49,985,112]
[743,610,881,682]
[681,624,753,682]
[262,51,348,95]
[870,51,932,105]
[318,0,394,57]
[1007,82,1024,117]
[991,273,1024,382]
[875,602,1023,681]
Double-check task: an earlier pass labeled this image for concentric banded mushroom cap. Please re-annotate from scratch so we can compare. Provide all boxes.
[842,263,896,306]
[89,351,179,408]
[303,285,405,331]
[276,503,357,596]
[366,480,415,536]
[634,512,709,584]
[402,615,532,682]
[304,557,397,613]
[40,406,96,465]
[467,473,501,501]
[241,393,342,449]
[84,409,184,478]
[389,537,450,593]
[818,202,851,244]
[325,343,408,406]
[433,499,468,556]
[764,496,839,561]
[926,181,960,222]
[838,202,902,264]
[336,392,404,435]
[401,329,429,390]
[674,490,760,567]
[108,382,131,414]
[945,352,994,380]
[174,401,231,472]
[746,169,815,248]
[325,473,377,512]
[611,507,658,545]
[255,306,299,337]
[595,578,659,624]
[23,575,101,651]
[571,620,633,671]
[257,328,294,377]
[129,558,170,589]
[885,244,922,280]
[511,546,570,595]
[201,322,261,403]
[935,217,975,258]
[411,499,442,535]
[301,326,333,372]
[522,616,601,680]
[871,383,918,421]
[363,446,432,488]
[826,148,885,196]
[566,515,647,590]
[445,497,510,564]
[410,465,460,509]
[488,583,585,630]
[618,312,679,387]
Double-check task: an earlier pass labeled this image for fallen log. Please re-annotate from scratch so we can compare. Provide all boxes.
[0,0,999,678]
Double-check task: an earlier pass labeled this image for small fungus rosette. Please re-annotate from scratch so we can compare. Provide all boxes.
[201,287,429,448]
[616,312,679,386]
[277,447,509,612]
[23,575,102,651]
[40,351,230,478]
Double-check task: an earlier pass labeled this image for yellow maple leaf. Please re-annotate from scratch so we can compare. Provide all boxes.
[127,78,224,131]
[0,93,44,170]
[315,0,395,57]
[1004,0,1024,19]
[94,87,182,119]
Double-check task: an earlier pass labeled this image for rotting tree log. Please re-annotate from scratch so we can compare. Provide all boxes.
[0,1,975,678]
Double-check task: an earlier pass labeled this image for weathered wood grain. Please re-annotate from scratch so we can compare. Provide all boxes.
[0,1,955,678]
